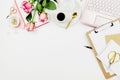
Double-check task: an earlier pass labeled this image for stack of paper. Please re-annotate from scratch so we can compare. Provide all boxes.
[98,40,120,79]
[86,20,120,79]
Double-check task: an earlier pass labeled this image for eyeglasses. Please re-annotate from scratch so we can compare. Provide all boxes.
[108,51,120,68]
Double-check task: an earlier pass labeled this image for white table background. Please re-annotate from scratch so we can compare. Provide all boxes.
[0,0,117,80]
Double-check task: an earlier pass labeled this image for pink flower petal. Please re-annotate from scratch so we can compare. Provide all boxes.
[26,22,35,32]
[39,13,48,23]
[21,1,32,14]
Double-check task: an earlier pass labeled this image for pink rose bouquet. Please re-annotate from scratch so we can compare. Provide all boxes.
[21,0,57,31]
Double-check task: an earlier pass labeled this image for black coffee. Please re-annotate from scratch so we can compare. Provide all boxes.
[57,13,65,21]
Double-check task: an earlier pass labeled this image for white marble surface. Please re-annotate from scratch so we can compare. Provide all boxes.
[0,0,116,80]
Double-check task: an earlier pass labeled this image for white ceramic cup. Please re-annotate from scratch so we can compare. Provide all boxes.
[47,0,82,28]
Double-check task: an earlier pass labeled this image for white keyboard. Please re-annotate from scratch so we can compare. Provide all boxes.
[86,0,120,17]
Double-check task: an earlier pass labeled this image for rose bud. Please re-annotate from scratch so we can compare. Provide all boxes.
[39,13,48,23]
[21,1,32,13]
[26,22,35,32]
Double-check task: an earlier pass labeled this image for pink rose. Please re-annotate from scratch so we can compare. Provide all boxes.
[21,1,32,13]
[26,22,35,31]
[39,13,48,23]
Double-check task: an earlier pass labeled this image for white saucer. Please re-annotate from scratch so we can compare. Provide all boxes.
[47,0,82,28]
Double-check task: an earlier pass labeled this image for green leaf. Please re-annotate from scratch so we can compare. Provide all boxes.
[37,0,39,2]
[40,0,43,4]
[45,1,56,10]
[26,13,32,22]
[30,0,36,4]
[36,3,42,12]
[46,0,50,3]
[42,0,47,7]
[53,0,57,3]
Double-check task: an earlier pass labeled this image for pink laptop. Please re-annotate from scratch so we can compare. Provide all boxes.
[80,0,120,28]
